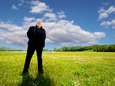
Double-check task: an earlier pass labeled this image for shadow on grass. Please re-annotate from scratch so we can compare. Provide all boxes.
[19,72,54,86]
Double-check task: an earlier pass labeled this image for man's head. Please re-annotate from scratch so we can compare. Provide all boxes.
[36,21,44,28]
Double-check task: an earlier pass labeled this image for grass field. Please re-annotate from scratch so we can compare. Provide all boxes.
[0,51,115,86]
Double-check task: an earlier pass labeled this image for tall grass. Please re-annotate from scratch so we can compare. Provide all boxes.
[0,51,115,86]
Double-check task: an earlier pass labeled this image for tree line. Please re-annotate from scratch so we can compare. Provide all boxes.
[54,44,115,52]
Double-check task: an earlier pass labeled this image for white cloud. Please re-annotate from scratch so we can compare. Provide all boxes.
[0,22,21,31]
[98,5,115,29]
[57,11,66,19]
[106,6,115,14]
[12,4,18,10]
[100,19,115,29]
[99,12,108,20]
[24,17,35,22]
[30,1,49,13]
[94,32,106,39]
[44,12,56,18]
[44,12,57,21]
[0,22,27,46]
[44,20,105,46]
[98,6,115,20]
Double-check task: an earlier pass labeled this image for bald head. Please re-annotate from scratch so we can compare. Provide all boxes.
[36,21,44,28]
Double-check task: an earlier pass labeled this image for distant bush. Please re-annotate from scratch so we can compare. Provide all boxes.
[92,45,115,52]
[54,44,115,52]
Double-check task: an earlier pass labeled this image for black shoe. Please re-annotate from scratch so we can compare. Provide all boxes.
[22,70,28,75]
[38,69,43,74]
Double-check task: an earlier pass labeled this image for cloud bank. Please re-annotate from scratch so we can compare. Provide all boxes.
[0,0,106,49]
[98,5,115,29]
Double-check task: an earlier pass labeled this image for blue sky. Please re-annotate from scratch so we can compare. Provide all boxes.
[0,0,115,50]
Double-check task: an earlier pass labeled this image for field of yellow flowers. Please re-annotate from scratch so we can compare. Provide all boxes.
[0,51,115,86]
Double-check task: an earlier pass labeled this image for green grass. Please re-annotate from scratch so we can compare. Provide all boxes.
[0,51,115,86]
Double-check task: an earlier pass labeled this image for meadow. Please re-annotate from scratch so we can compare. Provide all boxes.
[0,51,115,86]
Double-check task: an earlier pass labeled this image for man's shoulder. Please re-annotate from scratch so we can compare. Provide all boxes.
[28,26,35,31]
[29,26,35,29]
[41,28,46,32]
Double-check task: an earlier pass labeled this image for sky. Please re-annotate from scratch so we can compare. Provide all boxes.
[0,0,115,50]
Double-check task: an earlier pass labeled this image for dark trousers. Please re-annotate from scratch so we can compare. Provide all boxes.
[23,44,43,72]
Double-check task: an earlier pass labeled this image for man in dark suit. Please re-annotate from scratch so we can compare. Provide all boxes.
[23,21,46,74]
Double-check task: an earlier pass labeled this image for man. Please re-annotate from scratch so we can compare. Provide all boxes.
[23,21,46,74]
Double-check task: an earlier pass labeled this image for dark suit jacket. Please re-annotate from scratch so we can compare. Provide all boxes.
[27,26,46,48]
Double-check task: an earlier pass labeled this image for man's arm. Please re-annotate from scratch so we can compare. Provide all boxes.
[27,26,33,39]
[43,29,46,40]
[42,29,46,47]
[27,27,31,39]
